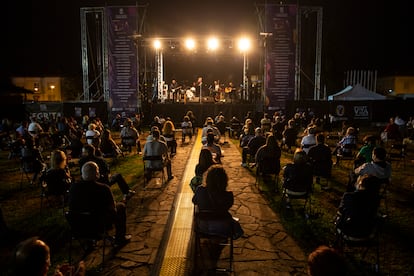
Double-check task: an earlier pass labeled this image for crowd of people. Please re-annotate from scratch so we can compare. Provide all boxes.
[1,109,411,275]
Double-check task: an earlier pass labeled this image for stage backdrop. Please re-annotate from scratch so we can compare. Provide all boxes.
[265,4,297,111]
[107,6,139,116]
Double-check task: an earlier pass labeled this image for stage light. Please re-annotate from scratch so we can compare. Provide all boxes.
[153,39,162,49]
[238,37,251,52]
[207,37,219,51]
[184,38,196,50]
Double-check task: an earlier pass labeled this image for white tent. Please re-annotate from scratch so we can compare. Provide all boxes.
[328,84,386,101]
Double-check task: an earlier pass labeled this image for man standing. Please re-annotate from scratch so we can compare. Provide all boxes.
[169,79,181,103]
[69,161,131,245]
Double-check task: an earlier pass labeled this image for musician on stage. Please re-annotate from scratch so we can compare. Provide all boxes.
[196,76,207,98]
[224,81,236,102]
[211,80,223,102]
[169,79,182,103]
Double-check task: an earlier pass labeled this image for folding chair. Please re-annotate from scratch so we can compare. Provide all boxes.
[143,155,166,187]
[65,210,114,270]
[193,206,234,273]
[20,156,33,189]
[336,144,357,167]
[334,214,383,273]
[387,143,407,168]
[39,169,70,214]
[255,157,280,192]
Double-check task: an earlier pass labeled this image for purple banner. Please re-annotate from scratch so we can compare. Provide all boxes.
[265,4,297,111]
[107,6,138,115]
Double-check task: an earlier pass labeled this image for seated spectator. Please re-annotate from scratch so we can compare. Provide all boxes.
[307,245,347,276]
[111,113,122,131]
[67,130,84,160]
[192,165,243,239]
[181,115,193,144]
[336,174,381,239]
[28,117,44,147]
[40,149,72,197]
[215,115,227,144]
[85,123,101,149]
[282,119,299,152]
[354,135,377,168]
[348,147,391,192]
[162,119,177,156]
[260,113,271,134]
[202,132,222,164]
[79,144,135,201]
[333,127,357,164]
[243,127,266,167]
[308,134,333,184]
[120,119,141,154]
[11,237,85,276]
[143,129,173,181]
[282,150,313,197]
[190,149,216,192]
[301,126,317,155]
[255,135,281,175]
[229,116,242,138]
[69,161,131,245]
[240,128,255,166]
[271,116,285,141]
[100,129,122,158]
[21,137,46,185]
[382,117,402,142]
[201,117,220,144]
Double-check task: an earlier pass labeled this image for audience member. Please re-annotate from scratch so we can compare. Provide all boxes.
[243,127,266,167]
[162,119,177,156]
[307,245,347,276]
[282,119,299,152]
[282,150,313,206]
[85,123,101,149]
[333,126,357,164]
[201,117,220,144]
[348,147,391,192]
[190,149,216,192]
[143,129,173,181]
[192,165,243,239]
[181,116,193,144]
[354,135,377,167]
[382,117,402,142]
[40,149,72,197]
[255,135,281,190]
[120,119,141,154]
[202,132,222,163]
[21,137,46,185]
[308,134,333,185]
[337,174,381,239]
[100,129,122,158]
[79,144,135,201]
[300,126,317,154]
[69,161,131,245]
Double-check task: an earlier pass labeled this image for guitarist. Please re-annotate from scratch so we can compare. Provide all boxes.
[169,79,182,103]
[224,81,236,102]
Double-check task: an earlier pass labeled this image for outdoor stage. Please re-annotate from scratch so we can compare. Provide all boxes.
[150,101,259,127]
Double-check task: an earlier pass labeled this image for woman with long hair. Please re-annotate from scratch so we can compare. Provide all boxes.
[162,119,177,156]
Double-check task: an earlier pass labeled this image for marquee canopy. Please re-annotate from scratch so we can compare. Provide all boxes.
[328,83,386,101]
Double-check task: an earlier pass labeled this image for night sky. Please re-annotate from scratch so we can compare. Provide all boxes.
[2,0,413,90]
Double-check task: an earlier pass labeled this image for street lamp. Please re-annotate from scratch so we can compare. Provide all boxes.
[238,38,251,101]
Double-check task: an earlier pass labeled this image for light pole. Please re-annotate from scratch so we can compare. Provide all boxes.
[153,40,164,103]
[238,38,250,102]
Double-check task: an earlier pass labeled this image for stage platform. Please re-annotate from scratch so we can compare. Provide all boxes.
[150,102,259,127]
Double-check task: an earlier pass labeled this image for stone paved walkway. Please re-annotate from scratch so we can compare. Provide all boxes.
[86,133,307,275]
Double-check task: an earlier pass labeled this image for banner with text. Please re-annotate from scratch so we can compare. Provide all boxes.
[107,6,138,115]
[265,4,297,111]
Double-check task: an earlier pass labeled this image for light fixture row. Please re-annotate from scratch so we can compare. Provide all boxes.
[152,37,251,52]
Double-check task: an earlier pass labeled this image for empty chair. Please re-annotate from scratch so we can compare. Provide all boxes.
[387,143,407,168]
